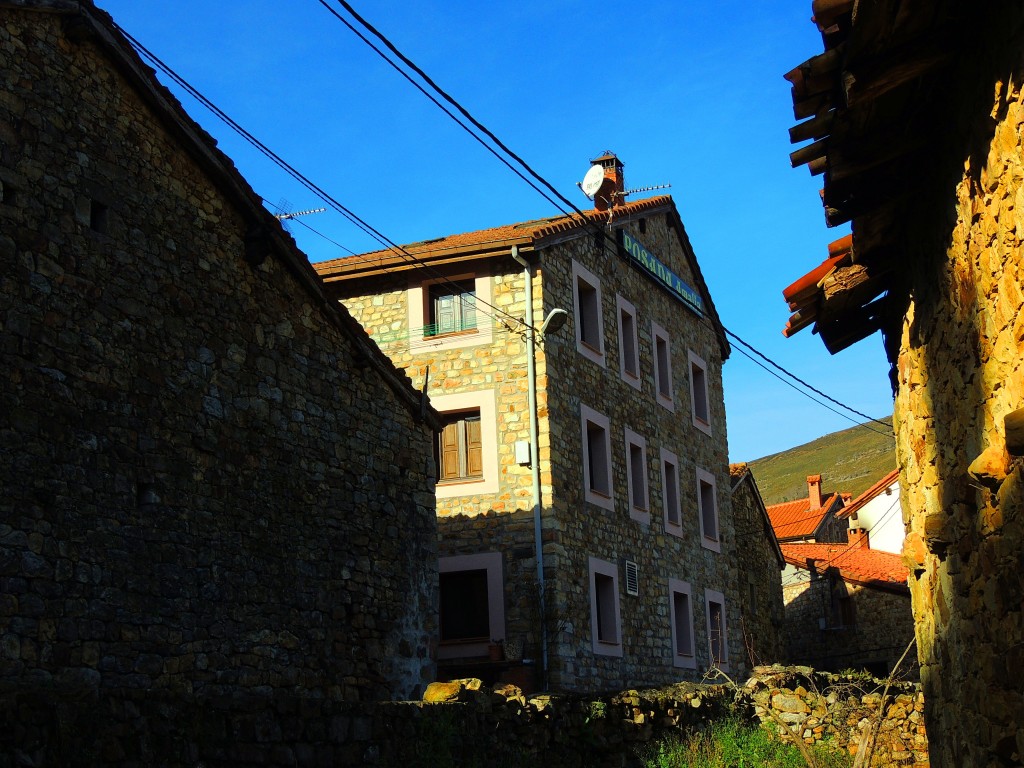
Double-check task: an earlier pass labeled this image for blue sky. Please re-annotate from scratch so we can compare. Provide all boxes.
[95,0,896,462]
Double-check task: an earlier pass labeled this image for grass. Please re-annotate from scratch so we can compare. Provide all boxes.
[745,416,896,504]
[640,719,852,768]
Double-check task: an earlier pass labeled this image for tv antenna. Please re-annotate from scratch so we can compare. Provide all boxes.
[271,198,326,232]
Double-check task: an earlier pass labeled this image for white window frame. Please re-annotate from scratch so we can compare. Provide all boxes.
[705,588,729,671]
[688,350,712,435]
[652,321,674,411]
[406,273,493,352]
[661,448,682,536]
[431,390,499,499]
[616,295,641,390]
[572,260,605,366]
[581,404,614,511]
[696,467,721,553]
[669,579,696,669]
[438,552,505,660]
[589,557,623,657]
[624,427,650,524]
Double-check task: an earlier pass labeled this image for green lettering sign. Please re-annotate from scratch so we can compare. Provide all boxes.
[620,231,703,315]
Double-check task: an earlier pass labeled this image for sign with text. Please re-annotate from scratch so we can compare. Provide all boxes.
[620,230,703,316]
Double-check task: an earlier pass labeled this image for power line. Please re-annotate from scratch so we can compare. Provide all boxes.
[320,0,896,437]
[111,22,528,337]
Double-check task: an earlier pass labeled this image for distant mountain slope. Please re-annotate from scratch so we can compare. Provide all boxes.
[747,417,897,505]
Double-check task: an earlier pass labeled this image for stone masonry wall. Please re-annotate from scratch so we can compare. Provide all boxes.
[893,7,1024,767]
[730,473,784,665]
[782,574,916,679]
[0,6,437,701]
[0,667,927,767]
[539,212,741,692]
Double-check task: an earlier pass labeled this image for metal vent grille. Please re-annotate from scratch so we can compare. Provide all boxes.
[625,560,639,596]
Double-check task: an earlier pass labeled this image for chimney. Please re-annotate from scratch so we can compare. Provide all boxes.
[590,152,625,212]
[807,474,823,509]
[848,527,870,548]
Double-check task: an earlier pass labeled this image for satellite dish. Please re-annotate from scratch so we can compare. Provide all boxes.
[580,164,605,198]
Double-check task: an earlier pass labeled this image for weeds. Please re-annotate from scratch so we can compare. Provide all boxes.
[640,719,852,768]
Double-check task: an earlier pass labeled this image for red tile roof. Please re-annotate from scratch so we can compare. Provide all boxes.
[838,468,900,520]
[781,542,909,593]
[314,196,675,278]
[766,493,842,540]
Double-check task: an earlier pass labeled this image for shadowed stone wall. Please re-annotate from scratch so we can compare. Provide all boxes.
[0,2,437,701]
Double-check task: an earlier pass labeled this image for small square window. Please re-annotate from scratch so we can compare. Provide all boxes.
[572,260,605,366]
[624,427,649,524]
[661,448,682,534]
[581,405,614,511]
[669,579,696,669]
[436,410,482,483]
[689,350,712,434]
[652,322,673,411]
[589,557,622,656]
[427,280,477,337]
[616,295,640,389]
[697,468,720,552]
[705,589,729,670]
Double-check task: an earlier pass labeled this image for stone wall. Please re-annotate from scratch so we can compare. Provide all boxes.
[0,667,927,767]
[891,6,1024,766]
[0,4,437,701]
[782,573,916,679]
[729,470,785,665]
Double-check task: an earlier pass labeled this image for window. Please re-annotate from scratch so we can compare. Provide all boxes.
[838,596,856,628]
[697,468,720,552]
[705,589,729,669]
[624,428,649,523]
[407,274,493,352]
[572,260,605,365]
[427,280,477,336]
[669,579,696,669]
[652,322,673,411]
[437,410,482,483]
[661,448,682,534]
[438,553,505,660]
[616,295,640,389]
[581,405,614,511]
[431,391,498,499]
[589,557,622,656]
[689,350,712,434]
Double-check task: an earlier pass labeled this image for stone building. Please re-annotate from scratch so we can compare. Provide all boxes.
[0,0,440,701]
[315,154,742,692]
[765,475,848,544]
[780,1,1024,764]
[728,464,785,666]
[780,538,915,679]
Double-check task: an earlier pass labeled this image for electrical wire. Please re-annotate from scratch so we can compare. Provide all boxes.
[319,0,897,438]
[111,22,529,337]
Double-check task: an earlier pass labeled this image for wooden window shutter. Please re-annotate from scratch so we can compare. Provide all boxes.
[439,421,461,480]
[435,293,456,335]
[465,416,482,477]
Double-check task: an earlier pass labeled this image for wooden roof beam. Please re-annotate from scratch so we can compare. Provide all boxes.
[790,111,836,144]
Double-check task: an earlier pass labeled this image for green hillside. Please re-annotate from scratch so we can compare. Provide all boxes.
[746,417,897,505]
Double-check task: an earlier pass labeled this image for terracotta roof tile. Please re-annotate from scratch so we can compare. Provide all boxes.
[781,542,909,591]
[766,493,841,540]
[314,196,674,276]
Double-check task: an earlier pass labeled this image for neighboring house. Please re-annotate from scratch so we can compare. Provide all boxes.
[839,469,904,555]
[0,0,440,701]
[780,2,1024,764]
[780,537,915,680]
[729,464,785,665]
[765,475,848,544]
[315,153,742,692]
